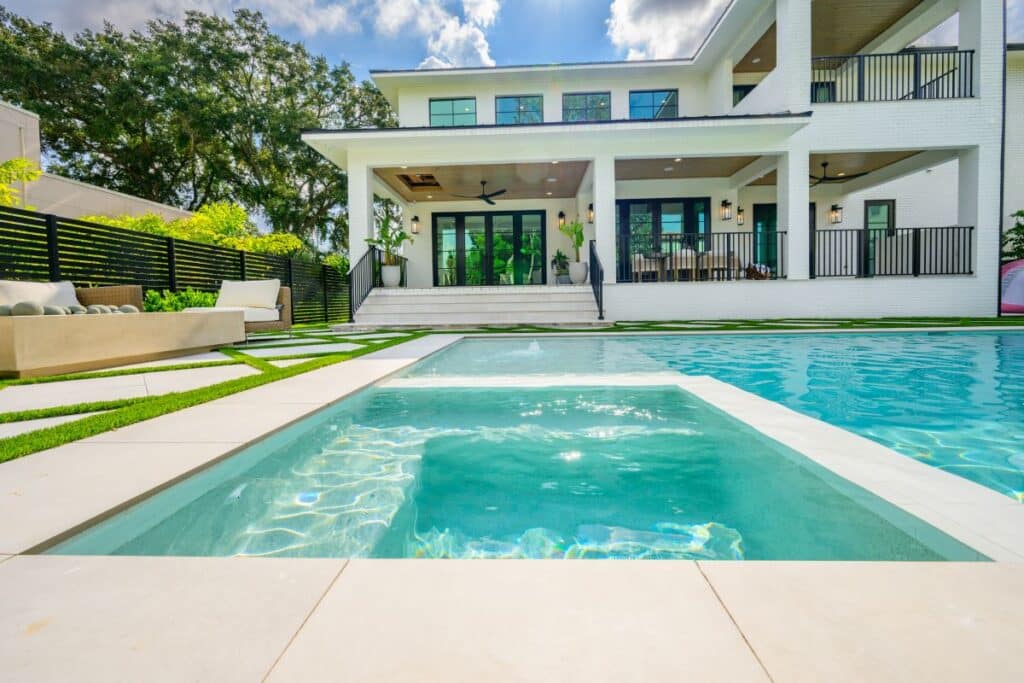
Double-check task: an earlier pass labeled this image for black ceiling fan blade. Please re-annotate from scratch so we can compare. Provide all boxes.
[484,189,507,199]
[840,171,871,181]
[484,196,496,205]
[451,193,483,199]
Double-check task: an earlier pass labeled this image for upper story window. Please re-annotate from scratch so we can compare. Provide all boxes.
[562,92,611,122]
[629,89,678,120]
[495,95,543,125]
[429,98,477,127]
[732,85,755,106]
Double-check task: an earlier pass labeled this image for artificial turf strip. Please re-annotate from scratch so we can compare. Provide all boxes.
[0,399,138,424]
[0,360,240,390]
[219,347,278,373]
[0,332,426,464]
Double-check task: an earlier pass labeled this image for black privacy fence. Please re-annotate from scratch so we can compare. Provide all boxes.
[0,205,350,324]
[616,231,788,283]
[811,226,974,278]
[811,49,974,103]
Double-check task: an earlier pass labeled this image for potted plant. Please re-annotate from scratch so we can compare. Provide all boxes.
[559,217,588,284]
[550,249,570,284]
[366,204,413,287]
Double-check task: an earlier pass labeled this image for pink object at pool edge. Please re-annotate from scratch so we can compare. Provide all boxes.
[1001,259,1024,313]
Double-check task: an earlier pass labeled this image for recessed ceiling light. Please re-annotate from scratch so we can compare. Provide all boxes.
[401,165,408,169]
[752,57,761,64]
[546,191,553,196]
[551,160,559,164]
[674,158,682,163]
[664,166,674,172]
[546,177,557,182]
[837,172,845,177]
[427,194,433,199]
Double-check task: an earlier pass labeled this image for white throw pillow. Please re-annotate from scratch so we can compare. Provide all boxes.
[216,279,280,309]
[0,279,81,307]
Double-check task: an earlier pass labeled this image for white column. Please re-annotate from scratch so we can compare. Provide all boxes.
[706,57,735,115]
[779,147,810,280]
[776,0,812,112]
[592,155,617,284]
[347,159,374,264]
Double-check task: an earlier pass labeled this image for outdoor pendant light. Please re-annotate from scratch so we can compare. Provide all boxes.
[720,200,733,221]
[411,215,420,234]
[736,206,745,226]
[558,211,566,227]
[829,204,843,225]
[587,203,594,223]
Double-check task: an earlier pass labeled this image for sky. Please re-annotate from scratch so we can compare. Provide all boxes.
[5,0,1024,81]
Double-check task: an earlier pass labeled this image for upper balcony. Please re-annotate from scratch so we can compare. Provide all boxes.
[810,48,975,103]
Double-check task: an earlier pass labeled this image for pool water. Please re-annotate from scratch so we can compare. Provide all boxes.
[51,385,980,561]
[406,332,1024,502]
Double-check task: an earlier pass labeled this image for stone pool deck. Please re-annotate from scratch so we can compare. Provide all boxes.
[1,332,1023,681]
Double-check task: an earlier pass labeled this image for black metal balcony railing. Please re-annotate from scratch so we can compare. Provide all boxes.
[616,231,788,283]
[588,239,604,320]
[811,226,974,278]
[811,49,974,103]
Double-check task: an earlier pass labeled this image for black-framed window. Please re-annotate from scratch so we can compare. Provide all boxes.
[429,97,477,127]
[865,199,896,236]
[431,211,547,287]
[614,197,710,282]
[811,81,837,103]
[733,84,756,106]
[562,92,611,122]
[495,95,543,125]
[629,89,678,119]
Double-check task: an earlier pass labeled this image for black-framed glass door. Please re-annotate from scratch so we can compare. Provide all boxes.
[432,210,546,286]
[615,197,710,281]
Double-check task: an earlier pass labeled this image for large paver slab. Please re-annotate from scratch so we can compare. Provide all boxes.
[106,351,234,370]
[700,562,1024,683]
[268,560,768,682]
[0,555,344,683]
[0,412,104,439]
[0,441,242,553]
[0,365,258,413]
[239,342,363,358]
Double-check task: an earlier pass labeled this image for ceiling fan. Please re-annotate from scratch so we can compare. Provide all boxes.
[809,161,869,187]
[451,180,507,205]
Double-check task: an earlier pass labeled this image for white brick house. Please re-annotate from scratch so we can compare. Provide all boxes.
[304,0,1006,323]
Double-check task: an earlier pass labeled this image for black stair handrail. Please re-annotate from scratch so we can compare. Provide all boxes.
[589,239,604,320]
[348,246,381,319]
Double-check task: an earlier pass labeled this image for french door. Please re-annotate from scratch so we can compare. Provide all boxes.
[432,211,546,286]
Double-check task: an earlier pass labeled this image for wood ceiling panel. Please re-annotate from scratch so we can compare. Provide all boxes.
[376,162,589,202]
[735,0,926,73]
[749,151,922,186]
[616,156,760,180]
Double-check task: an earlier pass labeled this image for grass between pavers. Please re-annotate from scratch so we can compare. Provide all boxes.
[0,332,425,464]
[0,399,138,424]
[0,359,240,390]
[219,347,278,373]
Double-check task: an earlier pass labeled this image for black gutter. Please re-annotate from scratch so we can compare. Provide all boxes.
[301,110,814,136]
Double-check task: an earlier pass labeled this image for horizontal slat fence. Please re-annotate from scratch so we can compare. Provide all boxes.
[0,205,349,325]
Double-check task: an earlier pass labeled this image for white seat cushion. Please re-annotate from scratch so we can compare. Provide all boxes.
[183,306,280,323]
[0,280,81,308]
[216,279,280,309]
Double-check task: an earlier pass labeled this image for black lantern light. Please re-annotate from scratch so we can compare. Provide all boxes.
[719,199,733,221]
[558,211,566,227]
[829,204,843,225]
[587,203,594,223]
[411,215,420,234]
[736,206,745,226]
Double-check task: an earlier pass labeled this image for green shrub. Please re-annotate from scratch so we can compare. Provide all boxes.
[143,288,218,312]
[1004,210,1024,261]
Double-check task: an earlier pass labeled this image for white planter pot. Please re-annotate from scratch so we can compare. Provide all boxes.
[568,261,589,285]
[381,265,402,288]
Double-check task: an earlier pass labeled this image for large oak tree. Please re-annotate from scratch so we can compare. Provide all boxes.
[0,8,395,251]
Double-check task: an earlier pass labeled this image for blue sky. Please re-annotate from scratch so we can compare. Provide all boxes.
[7,0,1023,81]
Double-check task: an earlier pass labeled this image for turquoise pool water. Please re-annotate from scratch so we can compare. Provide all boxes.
[406,333,1024,502]
[51,385,980,560]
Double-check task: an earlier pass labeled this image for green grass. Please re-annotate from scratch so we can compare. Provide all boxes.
[0,332,424,463]
[0,359,240,390]
[0,399,140,424]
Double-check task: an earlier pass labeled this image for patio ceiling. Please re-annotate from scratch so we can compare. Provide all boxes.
[375,161,589,203]
[735,0,926,73]
[749,150,924,186]
[616,156,760,180]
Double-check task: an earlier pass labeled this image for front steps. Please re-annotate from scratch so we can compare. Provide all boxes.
[352,285,603,326]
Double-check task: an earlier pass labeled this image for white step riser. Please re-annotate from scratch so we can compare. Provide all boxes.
[355,312,600,325]
[359,302,597,315]
[363,294,595,306]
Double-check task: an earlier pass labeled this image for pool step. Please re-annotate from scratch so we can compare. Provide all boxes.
[354,286,605,326]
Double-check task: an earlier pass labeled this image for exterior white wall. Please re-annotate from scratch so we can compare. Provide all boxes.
[1006,51,1024,228]
[1,100,191,220]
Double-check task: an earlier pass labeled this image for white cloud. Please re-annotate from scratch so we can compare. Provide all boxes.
[463,0,500,28]
[606,0,730,60]
[421,16,495,68]
[3,0,360,36]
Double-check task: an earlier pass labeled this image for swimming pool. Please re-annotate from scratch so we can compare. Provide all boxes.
[51,383,980,560]
[406,332,1024,502]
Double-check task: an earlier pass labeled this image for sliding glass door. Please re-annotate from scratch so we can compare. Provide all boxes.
[615,197,710,282]
[432,211,546,286]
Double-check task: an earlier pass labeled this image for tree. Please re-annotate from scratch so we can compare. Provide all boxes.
[1004,210,1024,261]
[0,8,395,252]
[0,158,41,207]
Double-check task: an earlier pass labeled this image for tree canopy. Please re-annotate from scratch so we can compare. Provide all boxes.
[0,8,395,252]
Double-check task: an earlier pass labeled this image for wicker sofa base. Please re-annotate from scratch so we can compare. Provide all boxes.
[0,310,245,378]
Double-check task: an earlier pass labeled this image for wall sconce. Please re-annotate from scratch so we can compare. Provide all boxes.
[719,200,733,221]
[736,207,745,226]
[411,215,420,234]
[587,203,594,224]
[558,211,566,227]
[829,204,843,225]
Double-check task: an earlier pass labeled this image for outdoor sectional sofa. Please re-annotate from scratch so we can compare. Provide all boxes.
[0,281,245,378]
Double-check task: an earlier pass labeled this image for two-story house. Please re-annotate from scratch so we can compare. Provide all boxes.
[303,0,1004,325]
